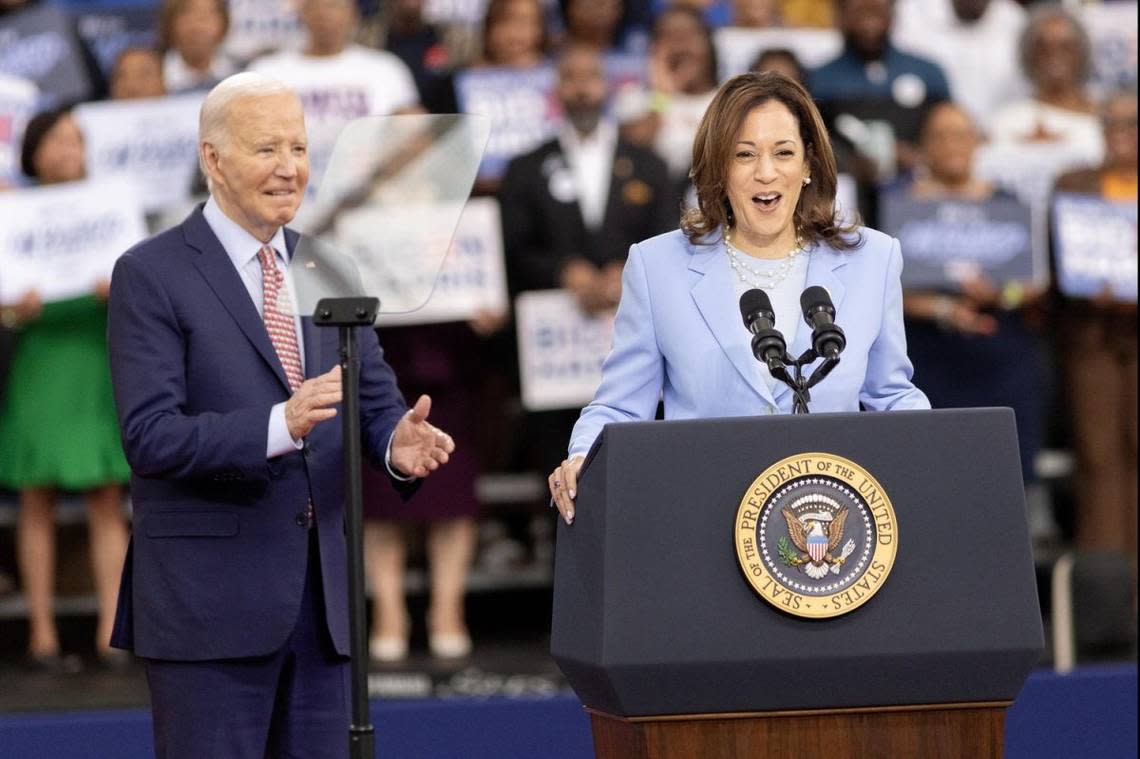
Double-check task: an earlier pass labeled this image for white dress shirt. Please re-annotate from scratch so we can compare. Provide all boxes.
[559,120,617,232]
[204,197,303,459]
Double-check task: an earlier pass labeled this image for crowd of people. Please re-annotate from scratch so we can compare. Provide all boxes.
[0,0,1135,669]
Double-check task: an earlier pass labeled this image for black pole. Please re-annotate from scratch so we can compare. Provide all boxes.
[314,297,381,759]
[339,324,373,759]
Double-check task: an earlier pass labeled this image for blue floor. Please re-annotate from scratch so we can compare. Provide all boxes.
[0,665,1134,758]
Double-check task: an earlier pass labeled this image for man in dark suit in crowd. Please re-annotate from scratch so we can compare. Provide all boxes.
[106,72,455,758]
[498,43,675,473]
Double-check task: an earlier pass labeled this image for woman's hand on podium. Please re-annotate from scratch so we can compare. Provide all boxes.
[549,455,585,525]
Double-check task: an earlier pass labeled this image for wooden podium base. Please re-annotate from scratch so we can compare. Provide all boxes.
[587,701,1010,759]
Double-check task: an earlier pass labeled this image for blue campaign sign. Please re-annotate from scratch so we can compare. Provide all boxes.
[455,64,558,182]
[456,54,646,182]
[878,190,1042,290]
[72,4,159,78]
[1052,192,1138,302]
[0,3,96,105]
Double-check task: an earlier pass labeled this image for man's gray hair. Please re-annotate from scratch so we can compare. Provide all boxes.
[198,72,296,181]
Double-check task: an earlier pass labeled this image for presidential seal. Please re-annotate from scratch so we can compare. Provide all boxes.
[733,453,897,619]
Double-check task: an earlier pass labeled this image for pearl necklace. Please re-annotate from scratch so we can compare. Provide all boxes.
[724,231,805,290]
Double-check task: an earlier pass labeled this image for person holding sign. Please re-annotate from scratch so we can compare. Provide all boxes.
[887,101,1053,541]
[1052,90,1138,559]
[0,107,131,672]
[548,72,929,521]
[105,73,455,757]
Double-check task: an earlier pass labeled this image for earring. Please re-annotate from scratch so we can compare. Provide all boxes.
[803,176,811,185]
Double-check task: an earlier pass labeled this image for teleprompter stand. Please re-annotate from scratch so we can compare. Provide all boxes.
[314,296,380,759]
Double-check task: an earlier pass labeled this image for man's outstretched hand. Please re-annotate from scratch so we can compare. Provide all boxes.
[390,395,455,478]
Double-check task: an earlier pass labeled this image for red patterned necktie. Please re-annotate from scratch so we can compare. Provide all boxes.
[257,245,304,392]
[258,245,314,526]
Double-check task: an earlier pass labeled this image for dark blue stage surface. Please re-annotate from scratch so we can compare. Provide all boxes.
[0,665,1135,758]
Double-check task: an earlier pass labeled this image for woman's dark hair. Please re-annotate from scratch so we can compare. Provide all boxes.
[20,105,75,180]
[480,0,550,65]
[749,48,805,85]
[158,0,230,53]
[650,5,719,93]
[682,71,862,250]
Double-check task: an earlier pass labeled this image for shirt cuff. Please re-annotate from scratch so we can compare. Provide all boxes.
[385,430,415,481]
[267,402,304,459]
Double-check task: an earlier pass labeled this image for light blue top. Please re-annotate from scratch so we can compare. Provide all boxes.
[725,243,810,397]
[567,227,931,457]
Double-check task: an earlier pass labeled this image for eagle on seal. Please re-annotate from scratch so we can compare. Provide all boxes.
[782,506,855,580]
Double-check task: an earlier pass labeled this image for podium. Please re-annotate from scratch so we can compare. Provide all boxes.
[551,408,1044,759]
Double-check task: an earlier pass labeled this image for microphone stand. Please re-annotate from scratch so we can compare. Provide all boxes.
[314,296,380,759]
[765,348,841,415]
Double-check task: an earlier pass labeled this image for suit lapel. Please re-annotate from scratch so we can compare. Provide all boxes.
[599,143,626,235]
[688,239,777,408]
[542,143,590,243]
[184,208,293,394]
[773,242,849,407]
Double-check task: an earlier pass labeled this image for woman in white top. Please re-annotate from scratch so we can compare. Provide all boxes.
[983,5,1104,202]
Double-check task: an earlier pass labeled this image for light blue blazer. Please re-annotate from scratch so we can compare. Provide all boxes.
[568,227,930,457]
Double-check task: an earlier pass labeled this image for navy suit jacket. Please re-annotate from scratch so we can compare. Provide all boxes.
[108,205,409,661]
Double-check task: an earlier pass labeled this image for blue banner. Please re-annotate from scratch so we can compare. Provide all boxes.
[0,3,96,105]
[1052,192,1137,302]
[456,55,646,182]
[879,191,1041,290]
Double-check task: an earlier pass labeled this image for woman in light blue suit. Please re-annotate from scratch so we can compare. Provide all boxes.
[548,72,929,522]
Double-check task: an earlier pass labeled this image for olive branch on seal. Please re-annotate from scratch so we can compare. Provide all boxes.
[777,536,804,567]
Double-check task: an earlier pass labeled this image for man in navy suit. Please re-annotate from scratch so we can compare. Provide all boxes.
[106,72,455,758]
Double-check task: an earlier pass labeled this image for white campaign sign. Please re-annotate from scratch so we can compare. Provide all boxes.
[374,197,508,325]
[516,290,615,412]
[75,93,205,213]
[1080,2,1138,96]
[223,0,304,61]
[0,178,147,303]
[715,27,842,80]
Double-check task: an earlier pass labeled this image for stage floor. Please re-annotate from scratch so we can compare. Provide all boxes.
[1,665,1135,759]
[1,636,569,713]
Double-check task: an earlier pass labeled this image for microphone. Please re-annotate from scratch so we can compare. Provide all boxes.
[800,286,846,359]
[739,289,786,366]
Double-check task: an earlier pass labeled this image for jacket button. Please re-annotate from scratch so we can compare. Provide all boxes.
[295,511,309,527]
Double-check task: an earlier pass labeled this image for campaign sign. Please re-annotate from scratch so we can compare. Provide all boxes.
[879,192,1041,289]
[374,197,508,326]
[1052,192,1137,302]
[456,64,560,182]
[715,26,842,80]
[75,93,204,213]
[0,178,147,303]
[456,56,646,182]
[1080,2,1138,96]
[424,0,490,26]
[516,290,615,412]
[73,4,158,78]
[0,3,96,105]
[224,0,305,61]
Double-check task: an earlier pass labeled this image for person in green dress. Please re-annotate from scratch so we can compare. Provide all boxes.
[0,107,131,671]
